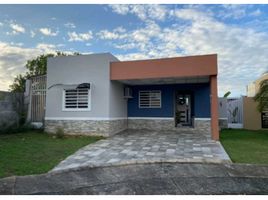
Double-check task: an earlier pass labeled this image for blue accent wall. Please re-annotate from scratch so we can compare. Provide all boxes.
[127,83,210,118]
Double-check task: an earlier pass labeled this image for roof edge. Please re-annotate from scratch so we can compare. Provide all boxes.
[111,54,217,64]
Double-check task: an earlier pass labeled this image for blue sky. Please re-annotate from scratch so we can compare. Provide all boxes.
[0,4,268,96]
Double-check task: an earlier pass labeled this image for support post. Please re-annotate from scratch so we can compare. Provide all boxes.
[210,75,219,140]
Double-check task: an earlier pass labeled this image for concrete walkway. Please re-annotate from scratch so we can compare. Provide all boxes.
[52,129,231,172]
[2,163,268,194]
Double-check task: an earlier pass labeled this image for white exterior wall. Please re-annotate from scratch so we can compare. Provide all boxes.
[45,53,128,136]
[109,81,128,118]
[45,53,126,120]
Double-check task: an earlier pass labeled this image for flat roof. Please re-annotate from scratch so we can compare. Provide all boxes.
[110,54,217,80]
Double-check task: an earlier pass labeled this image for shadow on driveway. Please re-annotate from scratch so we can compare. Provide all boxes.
[1,163,268,194]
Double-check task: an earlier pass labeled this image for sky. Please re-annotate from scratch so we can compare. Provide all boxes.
[0,4,268,97]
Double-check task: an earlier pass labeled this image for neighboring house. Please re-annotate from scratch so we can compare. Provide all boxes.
[44,53,220,140]
[244,72,268,130]
[240,96,268,130]
[228,96,268,130]
[247,72,268,97]
[225,72,268,130]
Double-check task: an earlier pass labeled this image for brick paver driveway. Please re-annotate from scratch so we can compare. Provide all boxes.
[52,129,231,172]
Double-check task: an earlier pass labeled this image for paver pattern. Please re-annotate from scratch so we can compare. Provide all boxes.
[52,129,231,172]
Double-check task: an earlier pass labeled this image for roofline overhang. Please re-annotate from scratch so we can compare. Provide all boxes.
[110,54,217,81]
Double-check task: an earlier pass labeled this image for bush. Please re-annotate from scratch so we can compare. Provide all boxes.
[55,127,65,139]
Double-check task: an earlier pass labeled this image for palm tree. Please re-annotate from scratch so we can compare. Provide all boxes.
[254,79,268,112]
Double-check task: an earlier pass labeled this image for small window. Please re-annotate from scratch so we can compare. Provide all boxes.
[63,88,91,111]
[139,90,161,108]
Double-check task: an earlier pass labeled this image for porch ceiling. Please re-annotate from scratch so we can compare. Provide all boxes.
[110,54,217,81]
[117,76,210,85]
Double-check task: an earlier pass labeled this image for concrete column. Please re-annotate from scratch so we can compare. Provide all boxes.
[210,75,219,140]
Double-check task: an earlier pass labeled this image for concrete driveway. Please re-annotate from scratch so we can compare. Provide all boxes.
[2,163,268,194]
[52,129,231,172]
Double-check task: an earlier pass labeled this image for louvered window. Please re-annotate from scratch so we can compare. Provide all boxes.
[63,88,91,111]
[139,91,161,108]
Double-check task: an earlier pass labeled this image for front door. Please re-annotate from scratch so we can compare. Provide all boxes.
[175,93,192,127]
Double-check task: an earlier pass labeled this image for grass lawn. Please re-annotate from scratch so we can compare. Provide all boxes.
[0,131,102,178]
[220,129,268,164]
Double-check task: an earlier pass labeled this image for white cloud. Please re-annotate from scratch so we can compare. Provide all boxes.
[114,26,126,33]
[109,4,129,15]
[250,9,262,17]
[9,23,25,35]
[10,42,24,47]
[98,30,121,40]
[36,43,56,52]
[0,42,58,91]
[57,44,65,47]
[110,4,168,21]
[64,22,76,29]
[116,53,149,61]
[68,31,93,42]
[218,5,247,19]
[114,43,137,50]
[0,22,3,26]
[97,27,127,40]
[174,8,211,21]
[39,28,58,36]
[102,21,160,51]
[30,30,36,38]
[146,4,168,21]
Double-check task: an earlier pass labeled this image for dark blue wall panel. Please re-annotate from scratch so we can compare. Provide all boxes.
[127,83,211,118]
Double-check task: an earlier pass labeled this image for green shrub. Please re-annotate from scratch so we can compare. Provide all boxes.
[55,127,65,139]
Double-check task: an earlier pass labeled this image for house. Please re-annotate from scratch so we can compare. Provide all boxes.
[247,72,268,97]
[44,53,220,140]
[242,101,268,131]
[244,72,268,130]
[225,72,268,130]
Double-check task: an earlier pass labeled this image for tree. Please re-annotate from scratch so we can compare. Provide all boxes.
[9,51,80,92]
[254,79,268,112]
[9,74,27,93]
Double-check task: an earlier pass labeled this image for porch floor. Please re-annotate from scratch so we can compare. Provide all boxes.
[52,129,231,172]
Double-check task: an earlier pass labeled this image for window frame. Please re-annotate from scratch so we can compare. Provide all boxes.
[62,88,91,111]
[139,90,162,108]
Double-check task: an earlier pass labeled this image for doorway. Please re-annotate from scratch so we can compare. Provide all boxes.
[175,93,192,127]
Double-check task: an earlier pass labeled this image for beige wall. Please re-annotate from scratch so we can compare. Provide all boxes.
[244,73,268,130]
[255,73,268,94]
[247,73,268,97]
[247,83,256,97]
[243,97,262,130]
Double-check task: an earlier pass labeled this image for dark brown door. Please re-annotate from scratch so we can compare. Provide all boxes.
[175,93,191,127]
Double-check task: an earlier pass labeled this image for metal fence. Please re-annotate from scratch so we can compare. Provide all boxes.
[227,97,243,128]
[28,75,47,123]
